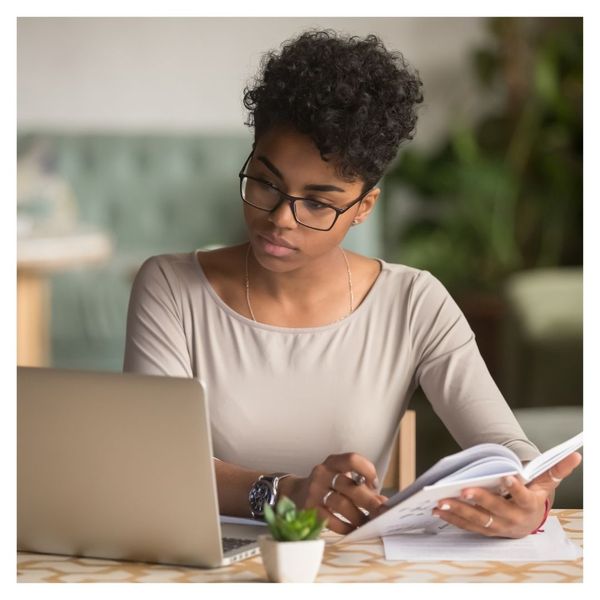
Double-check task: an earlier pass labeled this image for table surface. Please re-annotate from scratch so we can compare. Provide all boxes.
[17,509,582,583]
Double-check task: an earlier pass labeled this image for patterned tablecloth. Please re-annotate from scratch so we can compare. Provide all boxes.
[17,509,582,583]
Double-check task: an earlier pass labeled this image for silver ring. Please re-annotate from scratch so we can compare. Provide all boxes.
[350,471,366,486]
[322,490,334,507]
[331,473,341,490]
[483,513,494,529]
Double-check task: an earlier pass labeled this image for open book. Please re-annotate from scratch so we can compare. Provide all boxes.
[338,431,583,544]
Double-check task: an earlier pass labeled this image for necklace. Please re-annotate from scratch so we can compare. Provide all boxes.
[244,244,354,324]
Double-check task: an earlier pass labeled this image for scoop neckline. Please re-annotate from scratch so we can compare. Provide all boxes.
[191,249,387,334]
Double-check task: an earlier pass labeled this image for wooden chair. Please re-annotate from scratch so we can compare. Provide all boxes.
[382,409,416,492]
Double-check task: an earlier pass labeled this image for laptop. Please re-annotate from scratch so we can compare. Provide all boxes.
[17,367,266,568]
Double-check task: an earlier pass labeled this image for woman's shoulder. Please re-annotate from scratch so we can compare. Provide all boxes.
[134,251,198,283]
[130,247,244,315]
[367,258,456,310]
[370,257,432,289]
[136,245,241,279]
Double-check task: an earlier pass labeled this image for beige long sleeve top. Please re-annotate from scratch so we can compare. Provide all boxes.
[123,251,540,481]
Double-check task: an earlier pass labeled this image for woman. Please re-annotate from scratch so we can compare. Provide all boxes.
[124,30,581,538]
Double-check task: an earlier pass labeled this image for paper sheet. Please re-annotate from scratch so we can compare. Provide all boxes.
[382,517,582,561]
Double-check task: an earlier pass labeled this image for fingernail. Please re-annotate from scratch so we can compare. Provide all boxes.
[373,477,380,489]
[440,503,451,511]
[464,493,474,501]
[505,476,514,487]
[432,512,441,518]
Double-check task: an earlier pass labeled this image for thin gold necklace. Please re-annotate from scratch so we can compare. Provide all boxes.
[244,244,354,324]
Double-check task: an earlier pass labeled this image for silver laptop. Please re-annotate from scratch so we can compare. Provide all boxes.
[17,367,266,568]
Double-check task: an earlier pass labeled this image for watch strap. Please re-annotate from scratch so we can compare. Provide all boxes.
[249,472,292,518]
[268,472,292,490]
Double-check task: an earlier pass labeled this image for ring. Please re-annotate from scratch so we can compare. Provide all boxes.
[549,469,562,484]
[483,513,494,529]
[350,471,366,486]
[331,473,341,490]
[322,490,334,507]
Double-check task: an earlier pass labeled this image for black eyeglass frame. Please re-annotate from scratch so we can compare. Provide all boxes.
[238,152,372,232]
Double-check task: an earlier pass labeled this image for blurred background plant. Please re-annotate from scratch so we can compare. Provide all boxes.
[383,17,582,295]
[381,18,583,496]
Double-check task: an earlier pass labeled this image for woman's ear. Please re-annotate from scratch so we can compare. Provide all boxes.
[352,187,380,226]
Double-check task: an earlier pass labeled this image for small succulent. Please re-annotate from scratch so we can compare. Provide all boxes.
[263,496,328,541]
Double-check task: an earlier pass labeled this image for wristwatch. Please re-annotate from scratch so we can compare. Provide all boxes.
[248,472,291,519]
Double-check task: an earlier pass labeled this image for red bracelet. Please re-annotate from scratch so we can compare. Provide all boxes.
[530,498,551,534]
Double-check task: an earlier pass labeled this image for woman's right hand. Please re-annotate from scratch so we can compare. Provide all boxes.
[280,452,388,535]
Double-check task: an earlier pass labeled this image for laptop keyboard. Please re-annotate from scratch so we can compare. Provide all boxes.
[222,537,256,553]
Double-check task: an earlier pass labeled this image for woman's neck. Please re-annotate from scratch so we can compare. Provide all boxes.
[245,243,350,307]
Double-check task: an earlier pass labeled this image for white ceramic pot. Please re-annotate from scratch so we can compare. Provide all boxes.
[258,535,325,583]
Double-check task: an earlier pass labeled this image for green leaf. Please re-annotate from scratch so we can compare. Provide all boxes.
[279,522,300,540]
[263,504,284,540]
[276,496,295,517]
[298,526,310,539]
[306,519,327,540]
[263,503,275,526]
[267,522,283,541]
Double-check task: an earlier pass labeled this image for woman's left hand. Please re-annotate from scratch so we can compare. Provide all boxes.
[431,451,582,538]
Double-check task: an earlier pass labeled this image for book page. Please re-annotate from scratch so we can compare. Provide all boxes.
[523,431,583,482]
[434,455,524,485]
[385,443,520,509]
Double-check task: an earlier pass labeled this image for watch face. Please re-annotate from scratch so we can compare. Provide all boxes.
[249,479,274,516]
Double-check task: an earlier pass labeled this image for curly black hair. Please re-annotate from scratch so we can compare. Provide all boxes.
[243,29,423,190]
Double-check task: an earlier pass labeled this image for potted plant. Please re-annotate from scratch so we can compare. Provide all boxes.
[258,496,328,583]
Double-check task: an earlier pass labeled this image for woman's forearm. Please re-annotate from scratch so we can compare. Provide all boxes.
[214,459,263,517]
[213,458,301,517]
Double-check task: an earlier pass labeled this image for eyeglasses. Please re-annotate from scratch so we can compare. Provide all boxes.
[238,152,370,231]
